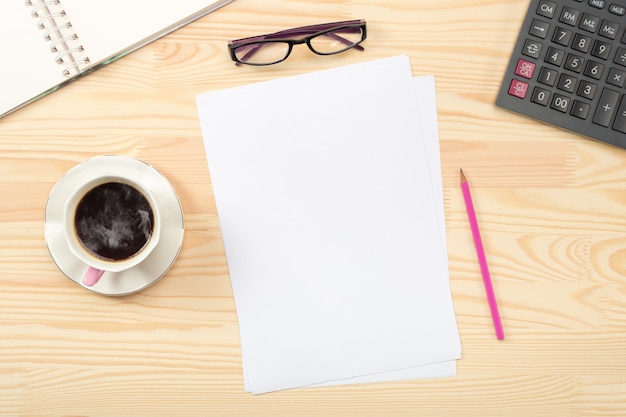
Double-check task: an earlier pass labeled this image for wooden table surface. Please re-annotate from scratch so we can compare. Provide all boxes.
[2,0,625,415]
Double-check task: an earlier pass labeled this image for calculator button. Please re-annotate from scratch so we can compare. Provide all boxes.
[599,20,619,39]
[508,79,529,99]
[593,88,620,126]
[538,67,558,85]
[613,96,626,133]
[589,0,606,9]
[522,39,543,58]
[584,60,605,79]
[607,67,626,86]
[551,93,571,112]
[590,39,611,59]
[610,4,626,16]
[579,13,600,33]
[571,100,591,119]
[537,0,558,18]
[614,47,626,66]
[531,87,551,105]
[565,54,585,72]
[572,33,592,52]
[515,59,536,78]
[530,19,551,38]
[545,46,566,65]
[558,74,578,92]
[577,79,598,98]
[553,27,573,46]
[560,7,581,26]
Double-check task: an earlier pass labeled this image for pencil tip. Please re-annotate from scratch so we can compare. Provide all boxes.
[459,168,466,183]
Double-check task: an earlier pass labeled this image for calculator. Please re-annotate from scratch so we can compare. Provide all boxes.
[496,0,626,149]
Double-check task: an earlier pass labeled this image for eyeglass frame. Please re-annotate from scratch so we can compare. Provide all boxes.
[228,19,367,66]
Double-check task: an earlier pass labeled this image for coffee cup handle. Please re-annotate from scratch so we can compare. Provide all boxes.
[83,266,105,287]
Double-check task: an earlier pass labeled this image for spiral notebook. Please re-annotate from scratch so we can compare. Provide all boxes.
[0,0,235,119]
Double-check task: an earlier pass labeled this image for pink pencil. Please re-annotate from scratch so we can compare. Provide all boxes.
[460,169,505,340]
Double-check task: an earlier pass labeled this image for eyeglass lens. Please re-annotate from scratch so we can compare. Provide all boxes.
[309,27,363,54]
[233,26,364,65]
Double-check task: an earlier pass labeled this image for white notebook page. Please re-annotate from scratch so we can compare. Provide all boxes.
[62,0,232,66]
[0,2,65,115]
[1,0,233,117]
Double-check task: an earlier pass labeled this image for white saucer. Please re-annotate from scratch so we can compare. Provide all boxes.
[44,155,185,296]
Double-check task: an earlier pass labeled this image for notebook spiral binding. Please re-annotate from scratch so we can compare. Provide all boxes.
[25,0,91,77]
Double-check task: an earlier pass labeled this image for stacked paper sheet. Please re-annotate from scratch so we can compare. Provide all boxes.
[196,55,461,394]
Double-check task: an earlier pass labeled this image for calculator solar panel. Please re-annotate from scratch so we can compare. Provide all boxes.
[496,0,626,148]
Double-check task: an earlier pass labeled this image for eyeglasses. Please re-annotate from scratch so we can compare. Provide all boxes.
[228,19,367,66]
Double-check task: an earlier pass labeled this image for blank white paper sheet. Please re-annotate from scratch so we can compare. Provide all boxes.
[197,55,461,394]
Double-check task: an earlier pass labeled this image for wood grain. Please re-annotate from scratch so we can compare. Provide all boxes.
[1,0,625,415]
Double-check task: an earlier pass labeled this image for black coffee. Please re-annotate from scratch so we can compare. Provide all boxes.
[74,182,154,261]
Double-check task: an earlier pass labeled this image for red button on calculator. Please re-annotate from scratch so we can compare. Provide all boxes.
[515,59,536,79]
[508,79,529,99]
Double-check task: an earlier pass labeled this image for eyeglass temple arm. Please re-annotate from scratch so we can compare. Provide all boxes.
[324,32,365,51]
[266,20,364,37]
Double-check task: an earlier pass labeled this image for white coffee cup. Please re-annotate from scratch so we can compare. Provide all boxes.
[63,176,161,287]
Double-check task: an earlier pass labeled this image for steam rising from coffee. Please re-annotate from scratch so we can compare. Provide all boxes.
[74,182,154,261]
